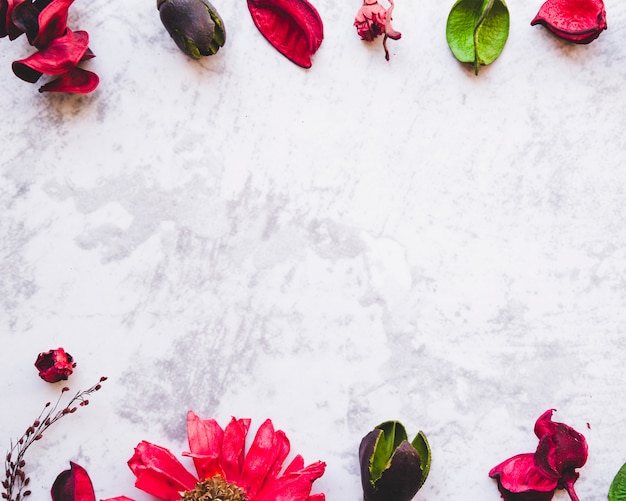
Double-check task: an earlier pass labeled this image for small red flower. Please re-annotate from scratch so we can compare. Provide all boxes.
[489,410,587,501]
[104,411,326,501]
[354,0,401,60]
[51,462,95,501]
[34,348,76,383]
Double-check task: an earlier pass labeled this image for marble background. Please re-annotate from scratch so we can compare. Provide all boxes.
[1,0,626,499]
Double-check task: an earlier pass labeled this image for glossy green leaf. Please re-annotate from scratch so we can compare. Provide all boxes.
[446,0,509,74]
[370,421,408,483]
[411,430,431,489]
[609,463,626,501]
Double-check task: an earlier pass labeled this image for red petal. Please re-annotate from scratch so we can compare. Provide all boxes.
[183,410,225,480]
[255,460,326,501]
[12,29,89,81]
[101,498,136,501]
[128,441,197,501]
[240,419,282,497]
[39,66,99,93]
[307,495,325,501]
[51,462,95,501]
[34,0,74,47]
[5,0,25,39]
[530,0,606,44]
[489,453,557,500]
[247,0,323,68]
[264,430,290,483]
[221,418,250,484]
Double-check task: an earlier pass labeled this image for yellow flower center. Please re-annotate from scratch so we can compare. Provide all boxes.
[181,475,247,501]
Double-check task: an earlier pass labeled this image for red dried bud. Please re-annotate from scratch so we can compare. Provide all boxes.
[34,348,76,383]
[354,0,387,41]
[531,0,607,44]
[51,462,95,501]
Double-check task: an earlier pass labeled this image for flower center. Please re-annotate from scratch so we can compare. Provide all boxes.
[181,475,248,501]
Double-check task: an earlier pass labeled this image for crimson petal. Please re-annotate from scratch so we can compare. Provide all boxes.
[221,417,250,484]
[240,419,282,497]
[39,66,99,93]
[247,0,323,68]
[255,458,326,501]
[128,440,198,501]
[12,29,89,82]
[530,0,607,44]
[51,462,96,501]
[489,453,557,501]
[184,410,225,480]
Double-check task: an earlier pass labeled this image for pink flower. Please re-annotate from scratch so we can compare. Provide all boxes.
[34,348,76,383]
[103,411,326,501]
[51,462,95,501]
[489,410,588,501]
[354,1,387,41]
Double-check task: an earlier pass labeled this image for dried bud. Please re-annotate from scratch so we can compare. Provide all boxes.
[157,0,226,59]
[34,348,76,383]
[51,462,95,501]
[359,421,431,501]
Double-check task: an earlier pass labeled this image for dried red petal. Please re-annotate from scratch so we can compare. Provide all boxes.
[12,29,89,82]
[128,441,198,501]
[34,347,76,383]
[247,0,323,68]
[489,454,557,501]
[39,66,99,93]
[3,0,26,39]
[184,410,225,480]
[533,409,588,480]
[51,462,95,501]
[530,0,607,44]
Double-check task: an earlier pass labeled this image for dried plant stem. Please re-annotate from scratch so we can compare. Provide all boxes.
[1,377,107,501]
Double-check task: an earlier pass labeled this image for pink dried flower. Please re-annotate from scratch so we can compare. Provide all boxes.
[530,0,607,44]
[354,0,401,60]
[489,410,587,501]
[34,348,76,383]
[51,462,95,501]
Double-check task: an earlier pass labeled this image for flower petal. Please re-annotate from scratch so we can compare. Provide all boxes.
[51,462,95,501]
[264,430,291,483]
[34,347,76,382]
[12,29,89,82]
[128,440,197,501]
[221,417,250,484]
[101,498,136,501]
[38,66,99,93]
[35,0,75,47]
[489,453,557,501]
[183,409,225,480]
[240,419,284,497]
[255,459,326,501]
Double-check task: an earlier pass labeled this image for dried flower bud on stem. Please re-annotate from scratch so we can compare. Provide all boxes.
[1,377,107,501]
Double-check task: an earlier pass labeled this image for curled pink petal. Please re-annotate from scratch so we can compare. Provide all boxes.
[38,66,99,93]
[12,29,89,82]
[489,453,557,501]
[530,0,606,44]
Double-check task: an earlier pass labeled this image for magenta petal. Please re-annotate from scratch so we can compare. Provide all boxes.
[38,66,99,93]
[13,29,89,82]
[489,453,557,501]
[34,0,74,46]
[183,410,225,480]
[5,0,25,39]
[221,418,250,484]
[51,462,95,501]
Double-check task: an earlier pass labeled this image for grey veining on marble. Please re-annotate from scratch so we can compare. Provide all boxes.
[2,0,626,499]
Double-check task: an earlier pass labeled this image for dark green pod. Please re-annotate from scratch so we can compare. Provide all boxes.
[157,0,226,59]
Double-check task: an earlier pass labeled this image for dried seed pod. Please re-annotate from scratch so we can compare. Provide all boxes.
[531,0,607,44]
[157,0,226,58]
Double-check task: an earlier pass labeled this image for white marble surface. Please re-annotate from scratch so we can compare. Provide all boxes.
[2,0,626,499]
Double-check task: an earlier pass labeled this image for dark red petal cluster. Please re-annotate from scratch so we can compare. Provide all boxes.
[489,410,587,501]
[104,411,326,501]
[531,0,607,44]
[34,347,76,383]
[51,462,95,501]
[247,0,324,68]
[0,0,98,92]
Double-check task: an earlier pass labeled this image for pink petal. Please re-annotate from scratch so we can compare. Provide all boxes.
[35,0,74,47]
[255,460,326,501]
[221,418,250,484]
[12,29,89,82]
[128,441,197,501]
[100,498,136,501]
[4,0,25,39]
[183,410,225,480]
[240,419,282,497]
[264,430,291,483]
[489,453,557,500]
[38,66,99,93]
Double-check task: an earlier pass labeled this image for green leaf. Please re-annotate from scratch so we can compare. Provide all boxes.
[369,421,408,484]
[446,0,509,74]
[411,430,431,489]
[609,463,626,501]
